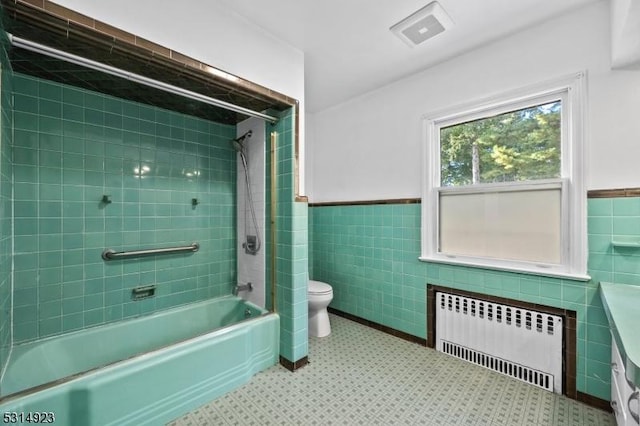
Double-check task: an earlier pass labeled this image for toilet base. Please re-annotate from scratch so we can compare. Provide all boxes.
[309,308,331,337]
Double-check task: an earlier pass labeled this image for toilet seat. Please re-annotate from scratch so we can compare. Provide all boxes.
[309,280,332,295]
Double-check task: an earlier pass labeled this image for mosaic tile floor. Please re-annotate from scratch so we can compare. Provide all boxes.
[168,314,615,425]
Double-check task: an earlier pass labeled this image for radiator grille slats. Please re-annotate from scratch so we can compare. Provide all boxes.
[436,292,563,394]
[441,341,554,391]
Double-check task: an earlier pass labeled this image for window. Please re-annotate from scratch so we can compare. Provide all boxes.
[421,73,588,279]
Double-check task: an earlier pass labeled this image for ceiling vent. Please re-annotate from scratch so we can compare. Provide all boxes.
[390,1,453,47]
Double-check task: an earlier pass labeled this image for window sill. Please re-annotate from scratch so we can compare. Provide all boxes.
[418,256,591,282]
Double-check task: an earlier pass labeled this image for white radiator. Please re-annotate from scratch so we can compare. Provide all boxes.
[436,292,563,394]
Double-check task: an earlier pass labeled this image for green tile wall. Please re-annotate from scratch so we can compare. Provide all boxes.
[0,26,13,378]
[589,197,640,284]
[268,107,308,363]
[11,73,237,343]
[310,198,640,401]
[310,204,426,338]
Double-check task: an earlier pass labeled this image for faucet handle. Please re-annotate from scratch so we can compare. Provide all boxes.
[234,282,253,295]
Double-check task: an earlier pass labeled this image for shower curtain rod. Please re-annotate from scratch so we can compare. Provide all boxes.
[8,34,279,123]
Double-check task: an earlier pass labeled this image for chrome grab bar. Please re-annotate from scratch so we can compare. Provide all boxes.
[102,242,199,261]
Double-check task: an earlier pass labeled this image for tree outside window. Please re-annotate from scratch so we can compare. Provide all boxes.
[440,101,561,187]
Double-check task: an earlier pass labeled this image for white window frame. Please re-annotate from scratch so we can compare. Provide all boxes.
[420,72,589,281]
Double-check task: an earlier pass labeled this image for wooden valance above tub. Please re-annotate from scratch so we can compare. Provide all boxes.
[1,0,296,125]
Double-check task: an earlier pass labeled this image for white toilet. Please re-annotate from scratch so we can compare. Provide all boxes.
[308,280,333,337]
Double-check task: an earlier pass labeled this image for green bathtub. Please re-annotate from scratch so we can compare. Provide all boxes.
[0,296,279,425]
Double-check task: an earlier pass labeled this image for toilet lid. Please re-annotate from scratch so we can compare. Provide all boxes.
[309,280,332,295]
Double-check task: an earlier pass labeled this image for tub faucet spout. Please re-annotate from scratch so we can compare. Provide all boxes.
[233,282,253,296]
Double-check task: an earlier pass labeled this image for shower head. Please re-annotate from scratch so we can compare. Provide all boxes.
[231,130,252,152]
[231,139,243,153]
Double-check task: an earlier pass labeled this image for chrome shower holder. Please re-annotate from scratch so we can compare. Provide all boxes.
[243,235,258,255]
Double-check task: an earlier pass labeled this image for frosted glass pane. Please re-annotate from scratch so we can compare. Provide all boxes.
[439,188,561,263]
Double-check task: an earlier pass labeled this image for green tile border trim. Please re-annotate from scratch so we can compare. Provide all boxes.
[588,188,640,198]
[328,307,427,346]
[309,198,421,207]
[427,284,578,400]
[279,355,308,372]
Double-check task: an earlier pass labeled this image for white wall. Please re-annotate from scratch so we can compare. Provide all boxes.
[52,1,303,101]
[308,0,640,202]
[610,0,640,68]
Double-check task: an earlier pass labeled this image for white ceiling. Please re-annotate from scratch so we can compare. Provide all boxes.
[219,0,600,113]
